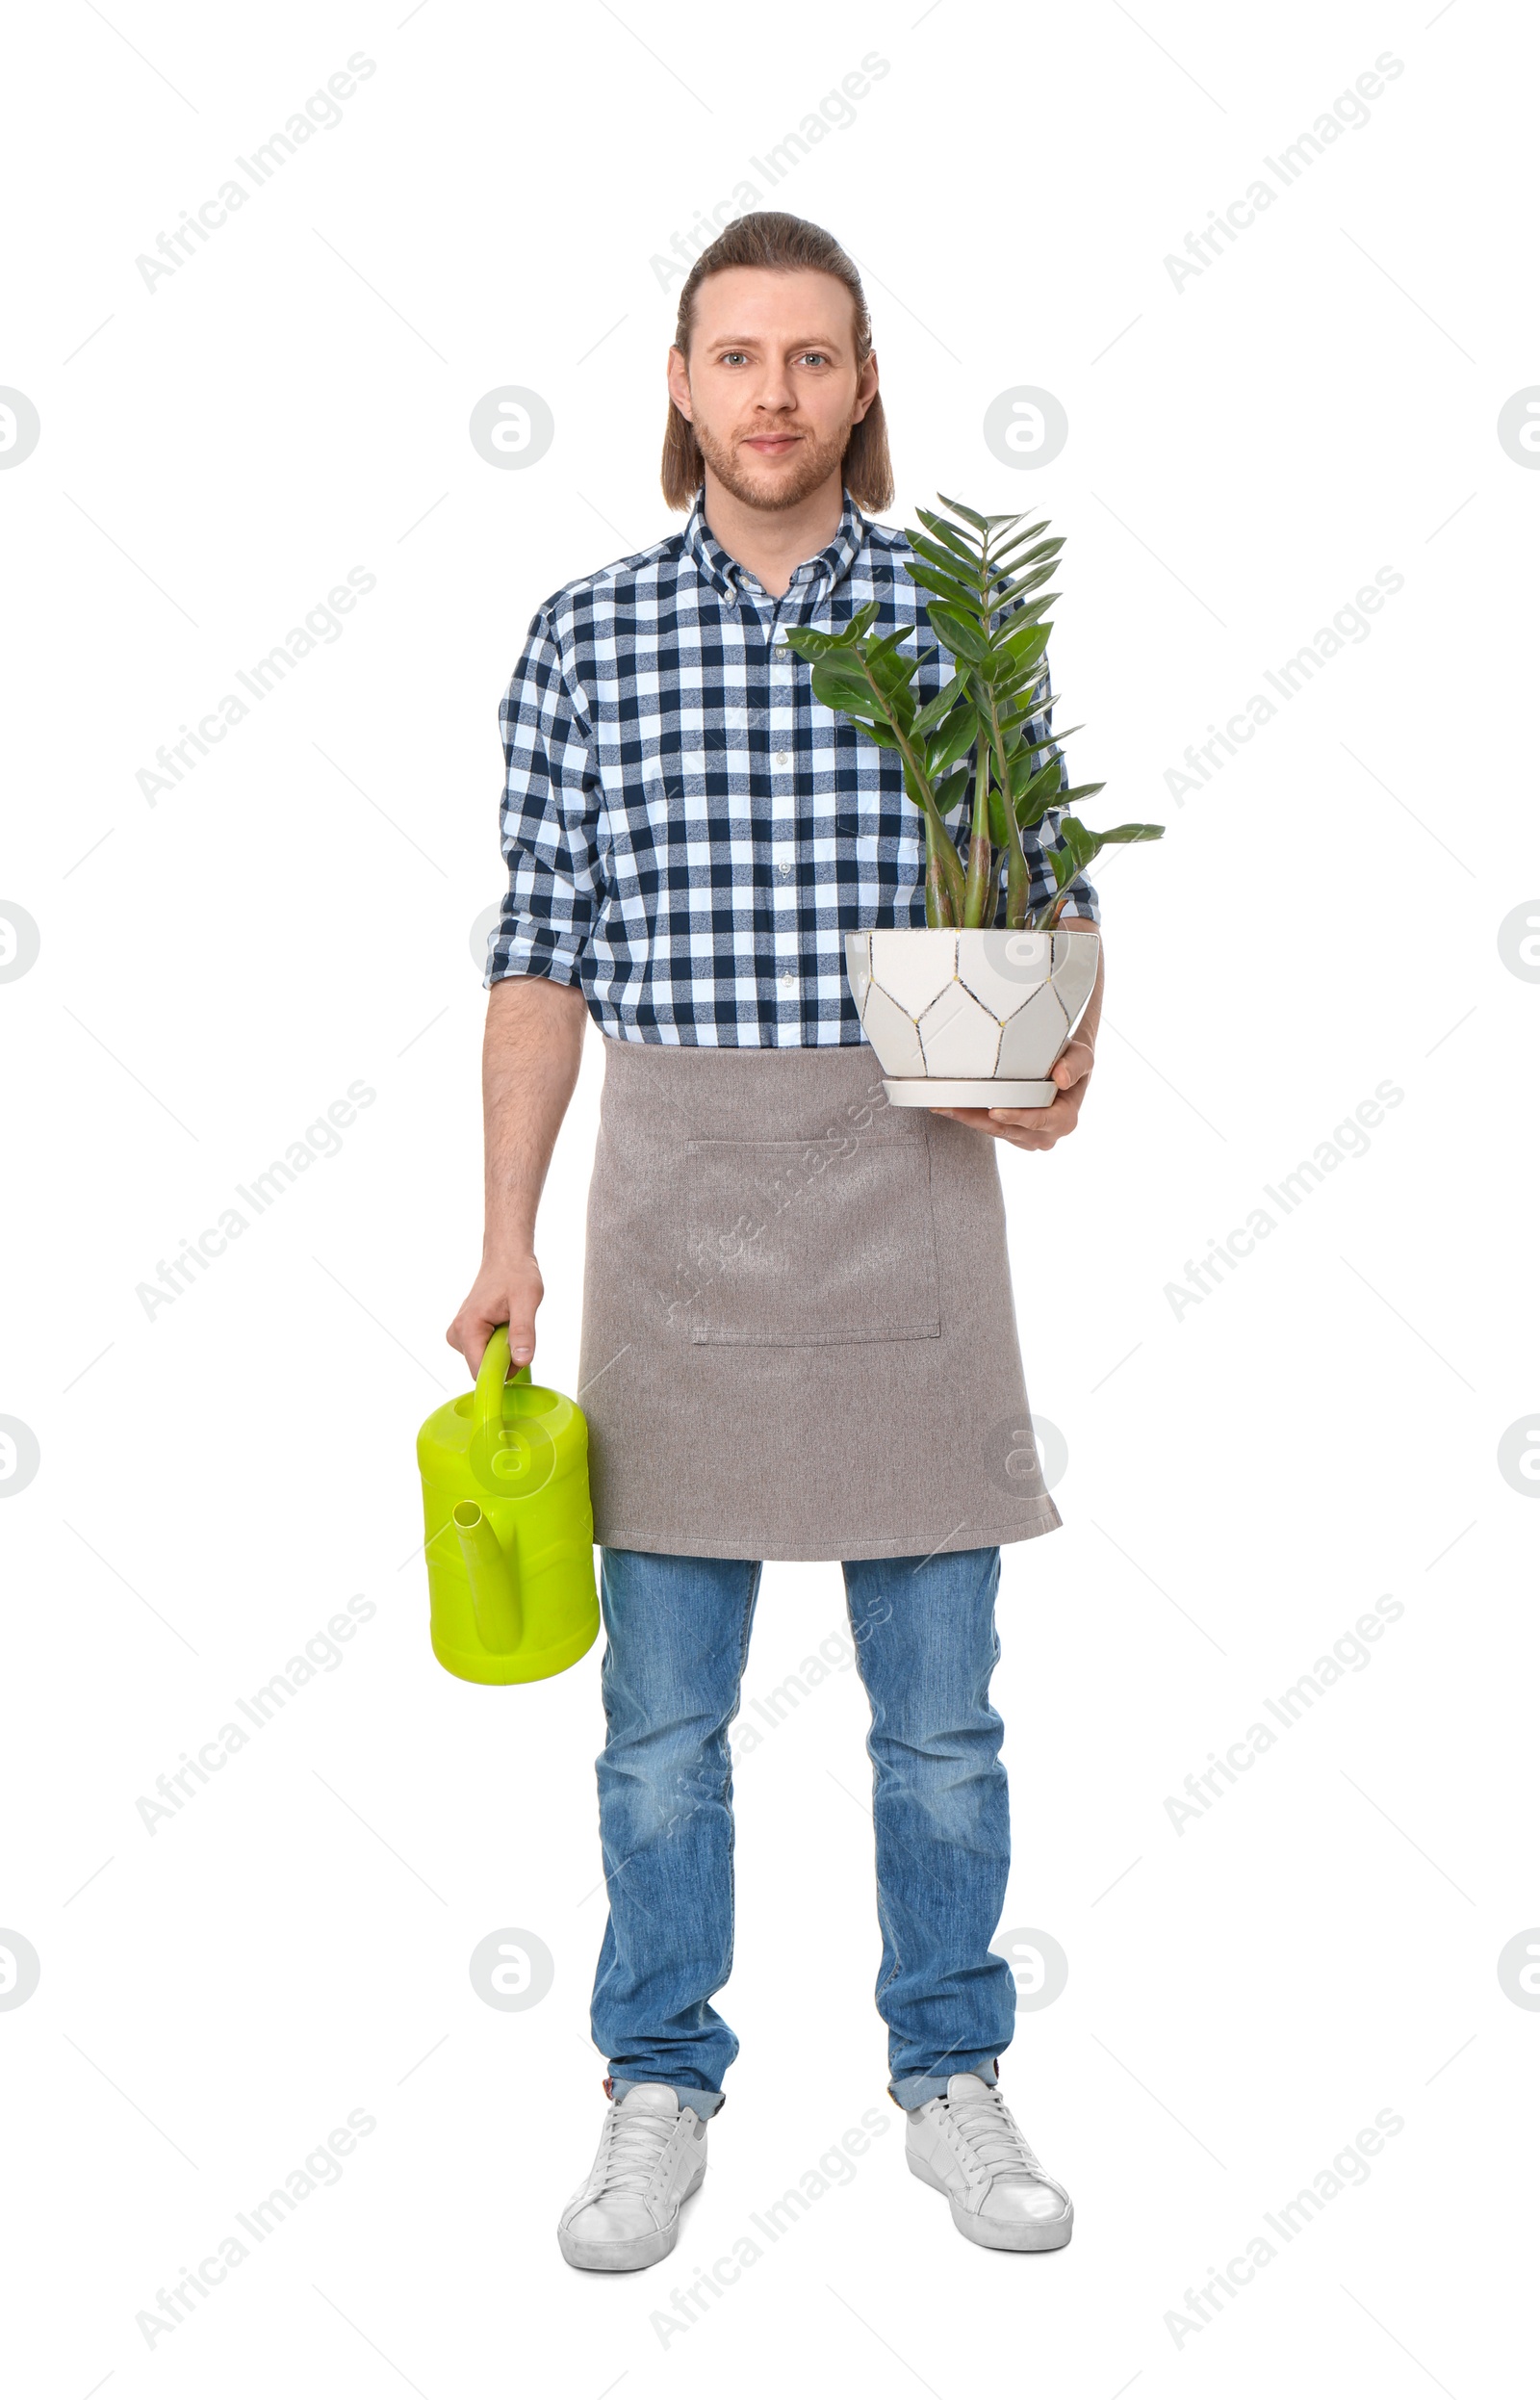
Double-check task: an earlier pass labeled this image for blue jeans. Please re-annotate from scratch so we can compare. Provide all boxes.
[590,1544,1015,2116]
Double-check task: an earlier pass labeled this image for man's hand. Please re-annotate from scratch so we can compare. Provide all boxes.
[930,1037,1094,1152]
[447,1254,544,1378]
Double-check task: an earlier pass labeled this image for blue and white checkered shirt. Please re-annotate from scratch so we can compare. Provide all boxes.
[485,489,1098,1045]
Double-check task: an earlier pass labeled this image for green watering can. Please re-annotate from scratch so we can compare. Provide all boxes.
[417,1326,599,1685]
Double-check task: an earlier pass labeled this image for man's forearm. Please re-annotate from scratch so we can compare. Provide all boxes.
[481,972,588,1257]
[447,972,588,1373]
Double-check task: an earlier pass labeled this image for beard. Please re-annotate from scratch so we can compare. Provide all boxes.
[692,412,856,512]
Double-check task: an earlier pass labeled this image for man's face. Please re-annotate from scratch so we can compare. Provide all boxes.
[667,267,878,512]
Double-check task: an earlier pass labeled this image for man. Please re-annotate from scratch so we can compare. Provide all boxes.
[449,212,1101,2270]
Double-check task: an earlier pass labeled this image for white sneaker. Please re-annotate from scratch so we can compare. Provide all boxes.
[906,2073,1073,2252]
[557,2084,707,2272]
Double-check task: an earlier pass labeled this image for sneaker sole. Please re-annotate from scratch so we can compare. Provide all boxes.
[907,2148,1073,2252]
[557,2157,706,2273]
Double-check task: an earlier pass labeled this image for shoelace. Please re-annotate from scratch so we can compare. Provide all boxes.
[593,2103,679,2196]
[940,2086,1046,2181]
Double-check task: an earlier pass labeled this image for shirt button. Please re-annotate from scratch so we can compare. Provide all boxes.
[773,750,791,767]
[780,970,796,991]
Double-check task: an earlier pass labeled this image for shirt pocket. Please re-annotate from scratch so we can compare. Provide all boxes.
[681,1126,941,1346]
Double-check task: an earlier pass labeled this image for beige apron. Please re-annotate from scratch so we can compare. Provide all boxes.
[575,1034,1063,1562]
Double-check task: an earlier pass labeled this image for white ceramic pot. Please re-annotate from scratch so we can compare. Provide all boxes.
[845,926,1100,1107]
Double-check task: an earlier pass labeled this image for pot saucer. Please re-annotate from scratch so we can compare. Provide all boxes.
[884,1077,1056,1108]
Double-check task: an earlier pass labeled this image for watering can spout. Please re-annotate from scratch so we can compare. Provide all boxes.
[451,1502,523,1655]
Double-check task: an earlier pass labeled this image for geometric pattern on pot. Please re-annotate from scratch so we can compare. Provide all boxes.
[858,976,926,1076]
[851,927,1098,1083]
[865,928,960,1017]
[1048,929,1098,1029]
[957,928,1052,1018]
[996,978,1072,1077]
[915,978,1005,1077]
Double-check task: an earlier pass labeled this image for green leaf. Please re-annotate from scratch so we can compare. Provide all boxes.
[1012,757,1065,824]
[933,764,970,819]
[905,540,977,587]
[989,522,1052,566]
[927,704,979,776]
[995,674,1051,719]
[987,781,1011,846]
[990,561,1057,608]
[1046,814,1162,892]
[991,632,1056,681]
[906,560,990,618]
[1007,721,1080,760]
[992,534,1062,578]
[1049,816,1099,886]
[781,626,842,661]
[866,632,922,699]
[934,492,995,535]
[992,593,1059,635]
[992,658,1052,705]
[996,619,1052,673]
[827,713,904,753]
[911,672,965,737]
[907,513,978,568]
[938,492,1029,539]
[808,664,884,719]
[1057,783,1108,809]
[927,605,991,664]
[996,675,1049,714]
[907,529,985,584]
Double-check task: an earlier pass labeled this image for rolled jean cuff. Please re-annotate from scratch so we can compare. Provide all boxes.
[890,2059,999,2111]
[609,2076,726,2122]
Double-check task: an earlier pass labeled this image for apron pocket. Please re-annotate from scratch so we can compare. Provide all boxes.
[682,1127,941,1346]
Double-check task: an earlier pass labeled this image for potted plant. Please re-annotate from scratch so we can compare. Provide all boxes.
[783,497,1162,1105]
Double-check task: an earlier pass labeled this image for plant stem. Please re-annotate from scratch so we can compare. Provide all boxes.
[924,843,957,927]
[862,655,965,923]
[983,693,1032,930]
[957,523,996,928]
[1004,804,1029,927]
[961,807,993,927]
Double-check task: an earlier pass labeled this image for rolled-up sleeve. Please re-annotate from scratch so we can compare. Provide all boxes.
[484,610,604,990]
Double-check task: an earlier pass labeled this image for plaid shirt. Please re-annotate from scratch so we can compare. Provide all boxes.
[486,489,1099,1045]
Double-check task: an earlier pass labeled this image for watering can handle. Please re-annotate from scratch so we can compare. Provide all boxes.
[472,1326,532,1456]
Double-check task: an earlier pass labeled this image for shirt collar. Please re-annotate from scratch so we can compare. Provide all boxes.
[683,486,869,608]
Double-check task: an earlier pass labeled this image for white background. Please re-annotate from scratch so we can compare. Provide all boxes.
[3,1,1536,2392]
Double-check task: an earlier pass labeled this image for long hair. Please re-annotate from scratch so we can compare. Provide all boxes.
[660,212,893,512]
